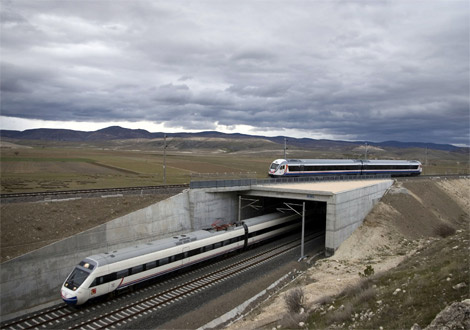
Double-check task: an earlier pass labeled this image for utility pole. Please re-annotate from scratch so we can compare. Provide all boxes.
[163,134,167,185]
[278,202,306,261]
[284,137,288,159]
[364,142,368,160]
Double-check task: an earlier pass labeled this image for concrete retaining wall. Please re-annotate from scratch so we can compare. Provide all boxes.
[0,191,194,318]
[189,190,240,229]
[324,180,393,255]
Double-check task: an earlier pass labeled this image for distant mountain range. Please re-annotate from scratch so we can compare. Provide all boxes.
[0,126,465,152]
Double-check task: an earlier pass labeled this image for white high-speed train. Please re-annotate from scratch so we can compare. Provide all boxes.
[61,212,301,305]
[268,159,422,177]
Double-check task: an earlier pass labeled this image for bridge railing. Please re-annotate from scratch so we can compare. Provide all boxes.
[189,174,391,189]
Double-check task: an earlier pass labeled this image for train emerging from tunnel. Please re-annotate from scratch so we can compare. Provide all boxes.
[61,212,302,305]
[268,159,422,178]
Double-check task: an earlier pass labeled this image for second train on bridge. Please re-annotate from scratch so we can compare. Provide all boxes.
[269,159,422,177]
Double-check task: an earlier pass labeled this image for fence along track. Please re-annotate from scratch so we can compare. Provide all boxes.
[70,233,323,330]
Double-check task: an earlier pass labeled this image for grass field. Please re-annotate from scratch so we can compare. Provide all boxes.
[0,146,277,192]
[1,143,468,193]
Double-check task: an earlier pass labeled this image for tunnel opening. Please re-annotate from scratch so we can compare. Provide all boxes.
[238,195,327,251]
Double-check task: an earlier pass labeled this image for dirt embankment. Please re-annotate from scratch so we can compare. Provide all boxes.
[1,194,173,262]
[228,178,469,329]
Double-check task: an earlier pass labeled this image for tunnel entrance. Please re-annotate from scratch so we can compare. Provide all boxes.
[238,195,327,257]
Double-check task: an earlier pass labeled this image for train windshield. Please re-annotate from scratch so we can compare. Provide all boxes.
[64,268,90,291]
[270,163,279,170]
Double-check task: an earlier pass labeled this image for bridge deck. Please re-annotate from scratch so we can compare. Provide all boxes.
[256,179,391,194]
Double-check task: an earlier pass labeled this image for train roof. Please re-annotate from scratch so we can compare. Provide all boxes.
[287,159,360,164]
[362,159,421,164]
[86,228,243,267]
[84,212,294,267]
[283,159,421,165]
[242,212,299,226]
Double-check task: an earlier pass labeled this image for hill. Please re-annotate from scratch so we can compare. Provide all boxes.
[0,126,465,152]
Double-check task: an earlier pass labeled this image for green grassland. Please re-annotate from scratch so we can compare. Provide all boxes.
[1,138,468,193]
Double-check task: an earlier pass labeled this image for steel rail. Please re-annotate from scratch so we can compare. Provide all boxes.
[69,232,323,330]
[0,233,322,330]
[0,304,76,330]
[0,184,188,200]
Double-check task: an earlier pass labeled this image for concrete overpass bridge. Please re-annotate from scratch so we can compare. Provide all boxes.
[1,176,393,318]
[192,176,393,256]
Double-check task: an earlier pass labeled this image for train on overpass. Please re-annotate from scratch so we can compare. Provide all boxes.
[269,159,422,177]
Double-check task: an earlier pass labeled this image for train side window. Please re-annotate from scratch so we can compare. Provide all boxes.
[146,261,157,270]
[159,257,169,266]
[204,244,213,252]
[117,269,128,278]
[90,276,103,287]
[104,273,116,283]
[175,253,184,261]
[131,265,144,275]
[189,248,200,257]
[289,166,300,172]
[214,242,222,249]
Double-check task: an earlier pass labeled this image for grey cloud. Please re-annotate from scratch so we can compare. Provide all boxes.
[0,0,468,145]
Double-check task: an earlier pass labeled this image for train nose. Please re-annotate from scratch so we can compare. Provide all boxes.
[61,288,78,305]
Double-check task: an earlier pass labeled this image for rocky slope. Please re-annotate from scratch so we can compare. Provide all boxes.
[227,178,469,329]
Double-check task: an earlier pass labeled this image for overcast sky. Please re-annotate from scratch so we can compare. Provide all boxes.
[1,0,469,146]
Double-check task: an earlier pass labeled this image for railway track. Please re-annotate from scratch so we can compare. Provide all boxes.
[0,184,188,203]
[2,175,467,202]
[1,232,323,330]
[0,304,77,330]
[70,233,322,330]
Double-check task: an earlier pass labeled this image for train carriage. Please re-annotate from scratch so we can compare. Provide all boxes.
[243,213,301,246]
[61,212,301,305]
[268,159,422,177]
